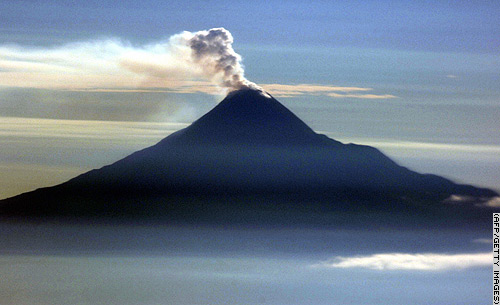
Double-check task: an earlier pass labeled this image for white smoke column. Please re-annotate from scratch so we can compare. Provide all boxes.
[173,28,263,93]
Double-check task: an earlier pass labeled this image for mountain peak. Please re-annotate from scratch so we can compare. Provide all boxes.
[225,87,272,100]
[171,88,331,146]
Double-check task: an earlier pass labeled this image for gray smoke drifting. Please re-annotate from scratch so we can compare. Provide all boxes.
[185,28,260,91]
[120,28,263,95]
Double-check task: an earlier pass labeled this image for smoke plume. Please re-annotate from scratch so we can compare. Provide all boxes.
[181,28,261,92]
[0,28,265,96]
[120,27,262,94]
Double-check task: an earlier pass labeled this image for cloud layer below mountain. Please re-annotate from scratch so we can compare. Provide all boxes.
[314,252,491,271]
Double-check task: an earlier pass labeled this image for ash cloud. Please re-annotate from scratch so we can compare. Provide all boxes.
[120,27,262,94]
[182,28,261,92]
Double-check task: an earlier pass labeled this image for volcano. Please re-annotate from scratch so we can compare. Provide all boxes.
[1,88,497,227]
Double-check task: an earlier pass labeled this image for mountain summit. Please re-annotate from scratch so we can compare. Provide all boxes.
[1,88,497,226]
[162,88,336,147]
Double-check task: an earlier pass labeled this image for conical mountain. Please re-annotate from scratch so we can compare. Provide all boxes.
[0,88,497,225]
[167,88,336,146]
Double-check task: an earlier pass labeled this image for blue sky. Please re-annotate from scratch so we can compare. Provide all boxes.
[0,0,499,198]
[1,0,498,53]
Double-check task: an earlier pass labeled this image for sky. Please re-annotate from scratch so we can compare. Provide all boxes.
[0,0,499,199]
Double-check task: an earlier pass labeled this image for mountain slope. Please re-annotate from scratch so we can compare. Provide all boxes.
[0,88,497,225]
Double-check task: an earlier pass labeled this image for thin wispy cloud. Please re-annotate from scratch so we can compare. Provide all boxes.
[0,116,187,141]
[327,92,397,99]
[443,194,500,208]
[329,137,500,155]
[261,84,396,99]
[443,195,478,204]
[473,238,493,244]
[314,252,492,271]
[0,36,395,99]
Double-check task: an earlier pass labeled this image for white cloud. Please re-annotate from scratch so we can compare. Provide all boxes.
[443,194,477,204]
[314,252,492,271]
[484,197,500,208]
[443,195,500,208]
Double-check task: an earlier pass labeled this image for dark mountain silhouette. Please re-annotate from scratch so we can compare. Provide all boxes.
[0,88,497,227]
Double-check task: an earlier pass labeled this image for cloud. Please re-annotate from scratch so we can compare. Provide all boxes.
[328,137,500,155]
[483,196,500,208]
[314,252,491,271]
[327,92,397,99]
[260,84,395,99]
[261,84,370,96]
[473,238,493,244]
[443,194,477,204]
[443,195,500,208]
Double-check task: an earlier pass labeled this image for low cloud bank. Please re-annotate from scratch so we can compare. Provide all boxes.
[314,252,491,271]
